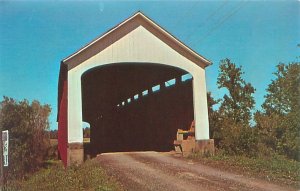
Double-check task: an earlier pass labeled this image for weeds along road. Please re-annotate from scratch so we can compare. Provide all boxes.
[96,151,294,191]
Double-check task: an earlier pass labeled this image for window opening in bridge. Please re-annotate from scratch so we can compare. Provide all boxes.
[165,78,176,87]
[134,94,139,100]
[82,121,90,129]
[122,101,125,106]
[152,84,160,92]
[82,122,91,146]
[142,90,148,96]
[117,104,120,107]
[181,73,192,82]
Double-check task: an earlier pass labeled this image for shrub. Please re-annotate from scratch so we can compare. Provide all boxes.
[0,97,51,179]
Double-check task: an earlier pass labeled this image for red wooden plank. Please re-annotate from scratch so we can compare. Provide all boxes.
[58,80,68,167]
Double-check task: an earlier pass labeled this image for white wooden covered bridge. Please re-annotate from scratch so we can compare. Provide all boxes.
[57,12,214,166]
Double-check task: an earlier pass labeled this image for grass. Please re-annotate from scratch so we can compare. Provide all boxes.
[190,151,300,188]
[7,160,123,191]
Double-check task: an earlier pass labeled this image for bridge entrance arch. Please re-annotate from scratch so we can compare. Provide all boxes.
[82,63,194,155]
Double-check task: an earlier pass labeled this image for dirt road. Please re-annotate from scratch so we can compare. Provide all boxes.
[96,151,295,191]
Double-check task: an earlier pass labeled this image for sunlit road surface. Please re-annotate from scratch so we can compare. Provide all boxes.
[96,151,294,191]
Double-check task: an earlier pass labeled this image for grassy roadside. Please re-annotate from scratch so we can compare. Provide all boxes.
[7,159,123,191]
[189,151,300,189]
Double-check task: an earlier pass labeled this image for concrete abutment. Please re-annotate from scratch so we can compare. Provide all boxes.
[67,143,84,166]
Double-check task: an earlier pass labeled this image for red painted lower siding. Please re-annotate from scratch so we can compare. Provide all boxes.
[58,80,68,167]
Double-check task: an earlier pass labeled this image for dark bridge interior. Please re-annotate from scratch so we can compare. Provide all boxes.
[81,63,194,156]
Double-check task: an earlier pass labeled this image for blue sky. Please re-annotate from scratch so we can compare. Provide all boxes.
[0,1,299,130]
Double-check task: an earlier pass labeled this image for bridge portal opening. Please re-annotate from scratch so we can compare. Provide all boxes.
[81,63,194,156]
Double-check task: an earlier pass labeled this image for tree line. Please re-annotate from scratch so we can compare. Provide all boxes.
[49,128,90,139]
[208,59,299,161]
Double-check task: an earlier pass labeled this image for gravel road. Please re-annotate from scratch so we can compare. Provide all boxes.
[96,151,295,191]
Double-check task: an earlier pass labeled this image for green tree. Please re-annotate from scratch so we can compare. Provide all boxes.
[217,58,256,125]
[0,97,51,179]
[256,62,300,160]
[215,59,258,156]
[262,63,300,114]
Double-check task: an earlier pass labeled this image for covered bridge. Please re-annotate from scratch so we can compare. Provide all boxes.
[57,12,214,166]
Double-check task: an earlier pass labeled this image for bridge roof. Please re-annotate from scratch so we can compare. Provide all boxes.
[62,11,211,70]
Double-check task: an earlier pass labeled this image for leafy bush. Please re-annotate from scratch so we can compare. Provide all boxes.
[216,121,259,157]
[0,97,51,179]
[256,62,300,161]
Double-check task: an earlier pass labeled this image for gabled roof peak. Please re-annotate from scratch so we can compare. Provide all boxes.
[63,11,211,68]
